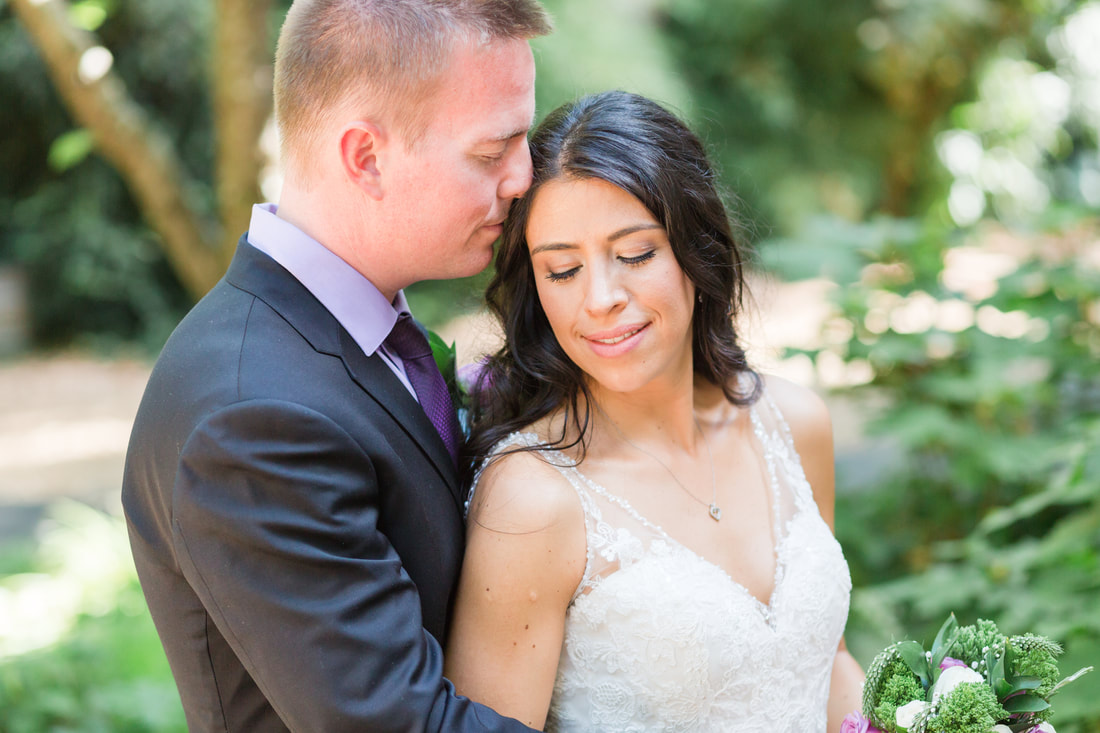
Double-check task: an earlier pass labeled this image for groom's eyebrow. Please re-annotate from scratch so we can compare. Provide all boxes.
[492,108,536,142]
[488,124,533,143]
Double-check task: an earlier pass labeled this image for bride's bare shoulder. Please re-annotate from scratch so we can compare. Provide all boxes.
[463,429,589,612]
[470,426,584,536]
[758,373,832,446]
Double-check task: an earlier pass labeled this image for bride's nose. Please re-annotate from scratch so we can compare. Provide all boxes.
[583,266,628,315]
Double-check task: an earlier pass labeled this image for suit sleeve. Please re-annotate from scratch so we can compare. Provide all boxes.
[171,398,534,732]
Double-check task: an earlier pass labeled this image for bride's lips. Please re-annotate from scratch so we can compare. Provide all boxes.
[583,323,649,357]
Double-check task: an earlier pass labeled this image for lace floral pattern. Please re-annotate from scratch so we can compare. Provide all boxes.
[473,388,852,732]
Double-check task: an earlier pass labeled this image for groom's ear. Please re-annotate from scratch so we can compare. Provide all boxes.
[338,120,387,200]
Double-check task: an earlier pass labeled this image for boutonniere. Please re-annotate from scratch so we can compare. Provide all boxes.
[428,330,493,437]
[428,330,472,434]
[427,329,461,405]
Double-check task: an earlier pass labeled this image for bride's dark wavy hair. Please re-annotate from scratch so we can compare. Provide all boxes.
[463,90,760,475]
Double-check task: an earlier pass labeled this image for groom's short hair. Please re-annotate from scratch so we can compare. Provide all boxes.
[274,0,551,174]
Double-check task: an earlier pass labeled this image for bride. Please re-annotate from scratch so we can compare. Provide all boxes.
[444,90,864,731]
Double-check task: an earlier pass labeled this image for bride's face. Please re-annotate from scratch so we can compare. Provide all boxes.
[526,176,696,396]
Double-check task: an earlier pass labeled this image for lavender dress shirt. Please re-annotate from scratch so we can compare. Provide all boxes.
[246,203,416,398]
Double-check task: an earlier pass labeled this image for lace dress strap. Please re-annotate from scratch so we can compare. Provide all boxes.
[750,379,817,511]
[468,432,604,602]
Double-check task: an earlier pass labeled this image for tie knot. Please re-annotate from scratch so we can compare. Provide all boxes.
[385,313,432,361]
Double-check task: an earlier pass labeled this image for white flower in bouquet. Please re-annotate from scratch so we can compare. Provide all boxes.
[931,665,985,702]
[894,700,927,730]
[895,665,989,729]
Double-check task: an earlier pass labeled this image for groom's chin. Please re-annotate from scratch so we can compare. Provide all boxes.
[462,240,499,277]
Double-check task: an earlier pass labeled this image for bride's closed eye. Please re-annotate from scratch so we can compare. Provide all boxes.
[544,249,657,283]
[619,250,656,266]
[545,265,580,283]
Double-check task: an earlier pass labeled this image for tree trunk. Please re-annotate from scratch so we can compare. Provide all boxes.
[9,0,273,300]
[213,0,273,268]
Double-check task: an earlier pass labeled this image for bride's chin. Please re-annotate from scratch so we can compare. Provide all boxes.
[584,373,645,398]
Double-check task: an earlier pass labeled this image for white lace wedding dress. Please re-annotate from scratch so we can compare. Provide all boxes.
[471,386,852,732]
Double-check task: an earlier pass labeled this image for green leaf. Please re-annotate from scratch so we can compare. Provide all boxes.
[68,0,110,31]
[988,646,1005,689]
[48,129,95,172]
[1002,694,1051,713]
[427,330,456,384]
[1048,666,1095,697]
[997,675,1042,699]
[896,640,933,690]
[930,613,959,671]
[1007,676,1043,693]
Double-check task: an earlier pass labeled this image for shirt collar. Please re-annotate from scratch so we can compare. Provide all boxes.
[246,203,407,356]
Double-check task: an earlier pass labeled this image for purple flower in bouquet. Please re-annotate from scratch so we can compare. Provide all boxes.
[939,656,968,670]
[840,710,881,733]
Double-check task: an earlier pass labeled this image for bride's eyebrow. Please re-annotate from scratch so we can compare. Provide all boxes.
[608,223,663,241]
[530,223,664,256]
[530,242,577,256]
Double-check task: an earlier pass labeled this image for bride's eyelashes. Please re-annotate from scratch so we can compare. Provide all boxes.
[546,266,580,283]
[620,250,656,267]
[543,249,658,283]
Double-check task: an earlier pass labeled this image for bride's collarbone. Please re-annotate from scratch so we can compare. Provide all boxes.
[579,460,781,602]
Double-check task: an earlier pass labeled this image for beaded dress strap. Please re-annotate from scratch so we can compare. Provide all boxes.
[755,384,816,509]
[468,432,601,602]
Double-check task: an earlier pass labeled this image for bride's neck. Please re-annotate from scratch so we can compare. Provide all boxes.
[585,379,704,454]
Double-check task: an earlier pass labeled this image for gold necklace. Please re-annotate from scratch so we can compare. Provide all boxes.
[600,407,721,522]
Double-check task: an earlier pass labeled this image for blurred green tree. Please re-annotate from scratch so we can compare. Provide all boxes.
[753,2,1100,727]
[2,0,280,347]
[7,0,271,298]
[651,0,1084,233]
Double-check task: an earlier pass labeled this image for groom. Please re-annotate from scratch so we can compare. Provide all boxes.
[122,1,549,730]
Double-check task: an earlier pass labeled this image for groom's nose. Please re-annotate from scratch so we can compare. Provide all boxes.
[498,136,533,201]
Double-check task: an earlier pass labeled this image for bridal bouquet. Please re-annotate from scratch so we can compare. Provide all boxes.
[844,614,1092,733]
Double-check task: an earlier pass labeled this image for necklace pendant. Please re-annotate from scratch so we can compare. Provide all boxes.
[709,504,722,522]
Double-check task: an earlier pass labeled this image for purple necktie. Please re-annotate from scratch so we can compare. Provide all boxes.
[385,313,461,465]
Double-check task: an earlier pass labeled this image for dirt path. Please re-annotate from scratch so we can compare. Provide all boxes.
[0,355,151,540]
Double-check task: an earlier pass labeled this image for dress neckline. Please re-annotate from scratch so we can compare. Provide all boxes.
[512,397,796,627]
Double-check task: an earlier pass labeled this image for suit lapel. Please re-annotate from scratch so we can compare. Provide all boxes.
[224,240,462,506]
[337,328,462,504]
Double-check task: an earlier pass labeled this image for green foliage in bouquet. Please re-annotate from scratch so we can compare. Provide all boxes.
[953,619,1006,667]
[863,646,926,729]
[862,615,1092,733]
[929,682,1004,733]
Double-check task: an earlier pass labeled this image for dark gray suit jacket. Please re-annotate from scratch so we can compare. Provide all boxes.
[122,239,532,732]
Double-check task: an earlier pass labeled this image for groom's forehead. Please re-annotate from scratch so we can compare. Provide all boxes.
[422,38,536,137]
